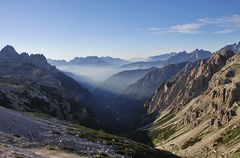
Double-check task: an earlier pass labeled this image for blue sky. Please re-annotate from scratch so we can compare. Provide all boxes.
[0,0,240,60]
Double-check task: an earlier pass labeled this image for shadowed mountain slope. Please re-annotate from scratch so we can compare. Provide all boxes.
[0,45,98,128]
[111,62,188,128]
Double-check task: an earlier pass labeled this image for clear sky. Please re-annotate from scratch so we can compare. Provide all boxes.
[0,0,240,60]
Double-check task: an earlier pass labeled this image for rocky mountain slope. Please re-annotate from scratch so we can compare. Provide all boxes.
[111,62,188,128]
[121,60,165,69]
[93,67,158,106]
[0,106,179,158]
[0,45,98,128]
[141,49,240,157]
[0,45,181,157]
[146,50,233,115]
[90,67,158,132]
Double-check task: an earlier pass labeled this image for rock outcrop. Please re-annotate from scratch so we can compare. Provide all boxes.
[0,45,19,58]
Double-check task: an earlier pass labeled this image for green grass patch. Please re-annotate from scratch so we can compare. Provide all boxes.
[181,137,202,149]
[232,64,240,74]
[150,125,177,144]
[67,125,177,158]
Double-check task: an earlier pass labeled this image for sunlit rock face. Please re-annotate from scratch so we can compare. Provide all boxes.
[141,49,240,157]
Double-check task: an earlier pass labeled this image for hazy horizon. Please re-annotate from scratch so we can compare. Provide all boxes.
[0,0,240,60]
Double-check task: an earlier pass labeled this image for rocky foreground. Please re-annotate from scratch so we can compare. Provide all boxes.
[0,106,178,158]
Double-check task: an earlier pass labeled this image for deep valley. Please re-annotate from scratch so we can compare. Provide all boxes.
[0,41,239,157]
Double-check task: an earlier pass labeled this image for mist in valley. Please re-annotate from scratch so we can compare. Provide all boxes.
[1,0,240,157]
[58,65,124,84]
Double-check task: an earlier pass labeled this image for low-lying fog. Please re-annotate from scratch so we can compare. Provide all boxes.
[58,65,124,84]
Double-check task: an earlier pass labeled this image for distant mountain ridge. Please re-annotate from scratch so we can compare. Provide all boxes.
[96,67,158,95]
[69,56,110,66]
[48,49,211,69]
[219,41,240,53]
[166,49,211,64]
[47,59,68,66]
[48,56,130,67]
[147,52,177,61]
[93,67,158,106]
[121,49,211,69]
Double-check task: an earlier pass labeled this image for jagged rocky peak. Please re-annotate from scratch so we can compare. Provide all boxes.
[191,49,211,59]
[192,48,209,53]
[0,45,19,58]
[0,45,51,69]
[23,53,50,68]
[179,51,187,54]
[21,52,48,62]
[220,41,240,53]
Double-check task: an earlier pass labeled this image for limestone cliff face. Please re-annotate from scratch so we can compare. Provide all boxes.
[146,50,234,115]
[183,63,240,128]
[144,50,240,157]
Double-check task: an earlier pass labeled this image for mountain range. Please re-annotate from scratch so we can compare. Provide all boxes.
[0,45,182,157]
[89,49,212,130]
[147,52,177,61]
[0,42,240,157]
[121,49,211,69]
[49,50,207,68]
[48,56,130,67]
